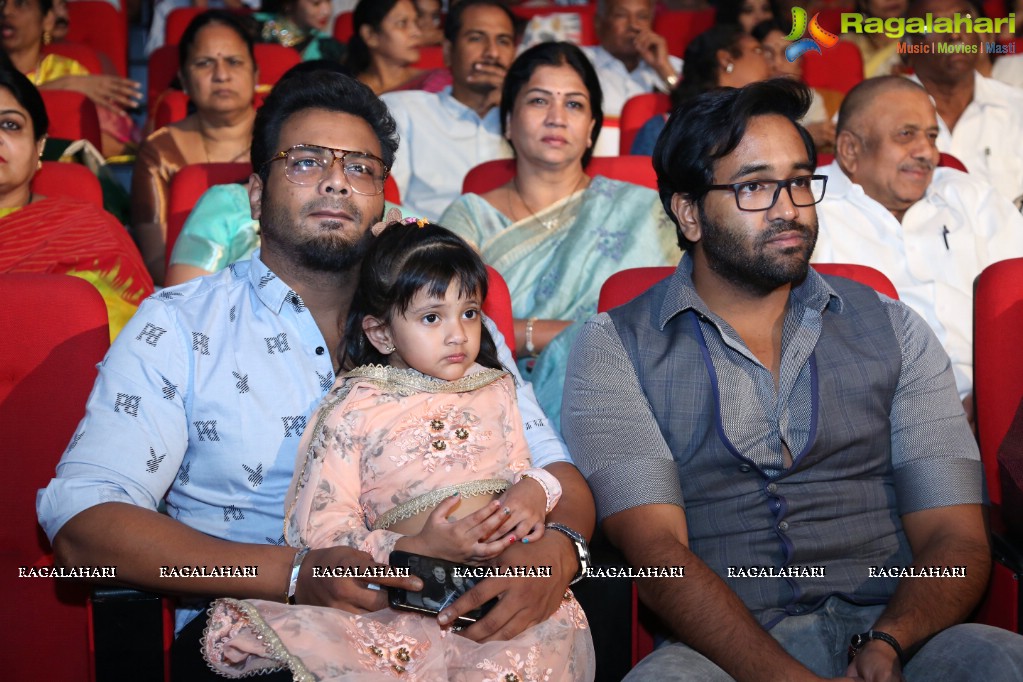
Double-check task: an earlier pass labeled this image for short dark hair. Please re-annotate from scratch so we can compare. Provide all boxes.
[443,0,521,43]
[343,221,503,371]
[499,41,603,167]
[251,69,399,183]
[177,10,256,74]
[0,62,48,141]
[653,78,816,250]
[345,0,404,76]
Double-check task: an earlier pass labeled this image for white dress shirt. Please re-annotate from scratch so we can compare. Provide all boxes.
[581,45,682,117]
[381,87,513,221]
[813,161,1023,397]
[923,73,1023,208]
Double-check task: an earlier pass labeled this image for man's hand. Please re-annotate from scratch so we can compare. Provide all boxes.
[633,28,676,82]
[846,640,905,682]
[293,546,422,613]
[436,528,576,641]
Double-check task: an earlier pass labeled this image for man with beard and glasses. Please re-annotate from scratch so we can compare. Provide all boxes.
[562,79,1023,681]
[37,70,595,682]
[380,0,519,220]
[813,76,1023,426]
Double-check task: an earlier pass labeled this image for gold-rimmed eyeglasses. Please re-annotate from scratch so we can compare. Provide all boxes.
[267,144,389,196]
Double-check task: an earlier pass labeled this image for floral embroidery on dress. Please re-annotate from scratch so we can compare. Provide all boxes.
[595,225,629,261]
[391,403,492,473]
[476,644,553,682]
[343,615,432,678]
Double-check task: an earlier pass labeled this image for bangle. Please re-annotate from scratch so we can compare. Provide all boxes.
[286,547,310,605]
[515,467,562,513]
[524,317,539,357]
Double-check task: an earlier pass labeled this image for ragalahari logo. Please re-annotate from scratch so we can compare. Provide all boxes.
[785,7,840,61]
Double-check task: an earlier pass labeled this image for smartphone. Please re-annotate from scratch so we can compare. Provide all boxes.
[388,550,497,627]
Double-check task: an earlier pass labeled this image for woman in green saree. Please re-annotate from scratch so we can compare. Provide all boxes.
[440,41,679,431]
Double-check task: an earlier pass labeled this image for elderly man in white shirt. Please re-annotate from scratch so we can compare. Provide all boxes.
[381,0,517,220]
[581,0,682,117]
[814,76,1023,417]
[904,0,1023,208]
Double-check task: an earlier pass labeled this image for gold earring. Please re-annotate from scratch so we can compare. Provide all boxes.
[384,344,396,353]
[43,31,52,46]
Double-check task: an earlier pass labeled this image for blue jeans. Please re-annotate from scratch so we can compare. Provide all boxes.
[625,596,1023,680]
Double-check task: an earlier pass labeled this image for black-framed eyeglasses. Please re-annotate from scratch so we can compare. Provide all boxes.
[267,144,389,196]
[703,175,828,212]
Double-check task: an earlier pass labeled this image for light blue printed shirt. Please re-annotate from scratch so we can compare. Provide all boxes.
[37,251,570,630]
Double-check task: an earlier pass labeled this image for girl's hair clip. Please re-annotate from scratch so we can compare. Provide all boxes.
[370,207,404,237]
[401,217,430,228]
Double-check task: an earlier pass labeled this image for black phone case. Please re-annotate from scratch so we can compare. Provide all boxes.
[387,550,497,626]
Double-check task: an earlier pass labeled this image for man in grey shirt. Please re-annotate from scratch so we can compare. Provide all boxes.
[562,79,1023,681]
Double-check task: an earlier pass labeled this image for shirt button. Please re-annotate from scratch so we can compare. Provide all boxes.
[778,521,789,531]
[791,604,805,614]
[739,464,752,473]
[291,295,299,305]
[315,346,325,355]
[767,483,778,493]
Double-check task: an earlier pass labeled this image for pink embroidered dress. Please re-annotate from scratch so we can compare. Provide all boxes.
[203,364,594,681]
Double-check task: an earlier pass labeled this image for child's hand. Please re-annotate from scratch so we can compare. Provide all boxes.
[402,494,517,563]
[482,478,547,545]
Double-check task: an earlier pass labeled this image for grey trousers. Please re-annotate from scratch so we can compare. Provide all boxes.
[625,597,1023,681]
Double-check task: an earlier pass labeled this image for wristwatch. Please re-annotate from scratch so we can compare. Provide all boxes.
[545,522,591,585]
[848,629,905,665]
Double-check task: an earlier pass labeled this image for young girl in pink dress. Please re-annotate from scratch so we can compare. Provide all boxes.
[203,219,594,681]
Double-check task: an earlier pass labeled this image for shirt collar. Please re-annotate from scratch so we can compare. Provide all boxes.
[247,249,306,315]
[438,85,498,123]
[657,252,843,331]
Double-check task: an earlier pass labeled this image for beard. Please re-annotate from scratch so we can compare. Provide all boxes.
[698,202,818,295]
[260,192,378,273]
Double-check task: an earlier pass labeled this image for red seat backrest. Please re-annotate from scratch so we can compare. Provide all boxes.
[333,11,354,43]
[65,1,128,76]
[165,7,206,46]
[0,272,110,681]
[31,162,104,209]
[42,40,104,75]
[801,41,864,95]
[483,265,516,360]
[654,9,716,58]
[147,45,180,119]
[462,156,657,195]
[598,263,898,313]
[166,163,254,271]
[619,93,671,155]
[39,89,102,150]
[414,45,446,70]
[253,43,301,86]
[974,257,1023,506]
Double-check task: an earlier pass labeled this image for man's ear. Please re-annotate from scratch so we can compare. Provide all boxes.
[362,315,395,354]
[442,40,452,69]
[248,173,263,220]
[835,130,861,176]
[671,192,702,246]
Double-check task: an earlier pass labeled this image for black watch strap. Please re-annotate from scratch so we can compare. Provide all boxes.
[848,629,905,665]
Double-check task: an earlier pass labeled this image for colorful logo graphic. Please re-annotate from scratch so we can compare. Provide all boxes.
[785,7,840,61]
